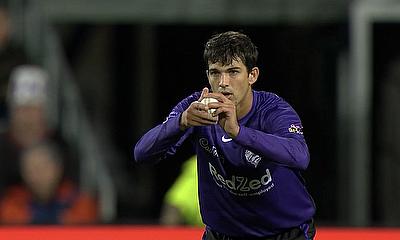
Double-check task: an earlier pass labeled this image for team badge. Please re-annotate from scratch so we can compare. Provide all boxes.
[245,150,261,168]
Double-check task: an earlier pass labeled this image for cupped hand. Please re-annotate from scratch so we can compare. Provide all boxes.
[180,87,218,130]
[205,92,240,138]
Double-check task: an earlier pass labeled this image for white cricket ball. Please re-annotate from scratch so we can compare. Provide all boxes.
[200,97,218,114]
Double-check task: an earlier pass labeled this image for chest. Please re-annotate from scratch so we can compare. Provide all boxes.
[194,124,264,170]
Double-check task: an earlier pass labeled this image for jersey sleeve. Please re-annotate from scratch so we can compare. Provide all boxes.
[133,92,199,164]
[235,100,310,170]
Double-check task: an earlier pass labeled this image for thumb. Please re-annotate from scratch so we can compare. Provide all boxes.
[198,87,209,101]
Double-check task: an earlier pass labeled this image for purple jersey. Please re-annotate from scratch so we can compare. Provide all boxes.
[134,90,315,238]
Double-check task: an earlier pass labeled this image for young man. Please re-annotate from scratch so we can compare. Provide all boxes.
[0,141,98,224]
[134,31,316,240]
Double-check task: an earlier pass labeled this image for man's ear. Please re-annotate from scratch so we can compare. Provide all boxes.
[206,69,211,80]
[248,67,259,85]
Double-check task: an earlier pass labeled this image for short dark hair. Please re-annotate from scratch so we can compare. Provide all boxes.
[204,31,258,72]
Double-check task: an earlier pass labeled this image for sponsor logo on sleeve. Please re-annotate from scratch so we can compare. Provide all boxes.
[288,124,303,135]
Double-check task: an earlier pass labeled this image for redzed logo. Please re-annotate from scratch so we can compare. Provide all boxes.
[209,162,274,197]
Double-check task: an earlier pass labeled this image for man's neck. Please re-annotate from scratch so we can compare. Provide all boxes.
[236,89,253,119]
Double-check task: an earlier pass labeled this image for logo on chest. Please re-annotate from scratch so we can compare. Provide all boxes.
[209,162,274,196]
[245,150,261,168]
[221,135,232,143]
[199,138,220,158]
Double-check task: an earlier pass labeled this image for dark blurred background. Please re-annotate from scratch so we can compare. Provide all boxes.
[58,24,346,224]
[1,0,400,227]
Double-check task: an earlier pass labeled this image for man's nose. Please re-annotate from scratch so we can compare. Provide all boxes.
[219,73,230,87]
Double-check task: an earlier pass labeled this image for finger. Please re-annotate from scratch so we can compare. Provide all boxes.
[211,103,235,117]
[190,101,208,113]
[188,105,218,119]
[193,109,219,121]
[198,87,209,101]
[188,103,218,119]
[189,114,218,125]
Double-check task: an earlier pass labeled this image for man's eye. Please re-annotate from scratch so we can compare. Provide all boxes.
[228,70,239,76]
[209,72,220,77]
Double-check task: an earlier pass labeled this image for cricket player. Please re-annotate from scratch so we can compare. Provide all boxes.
[135,31,316,240]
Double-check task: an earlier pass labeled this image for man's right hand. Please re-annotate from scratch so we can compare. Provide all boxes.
[179,87,219,130]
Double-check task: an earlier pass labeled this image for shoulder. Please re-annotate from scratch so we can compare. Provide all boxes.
[1,185,30,201]
[0,185,30,212]
[178,92,201,105]
[169,91,201,117]
[253,91,300,120]
[254,91,290,110]
[0,185,30,224]
[59,180,98,224]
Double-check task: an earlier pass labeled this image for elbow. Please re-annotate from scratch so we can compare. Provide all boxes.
[133,142,161,165]
[292,139,310,170]
[297,151,310,170]
[133,143,149,164]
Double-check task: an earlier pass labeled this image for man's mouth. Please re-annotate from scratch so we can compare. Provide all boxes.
[220,91,232,96]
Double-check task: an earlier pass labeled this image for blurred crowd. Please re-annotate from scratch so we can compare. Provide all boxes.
[1,0,400,228]
[0,3,99,225]
[0,1,189,227]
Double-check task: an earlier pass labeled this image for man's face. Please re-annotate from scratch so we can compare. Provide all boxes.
[207,58,256,108]
[10,105,47,147]
[21,147,62,203]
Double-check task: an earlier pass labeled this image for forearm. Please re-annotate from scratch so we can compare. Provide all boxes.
[235,126,310,170]
[134,116,186,164]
